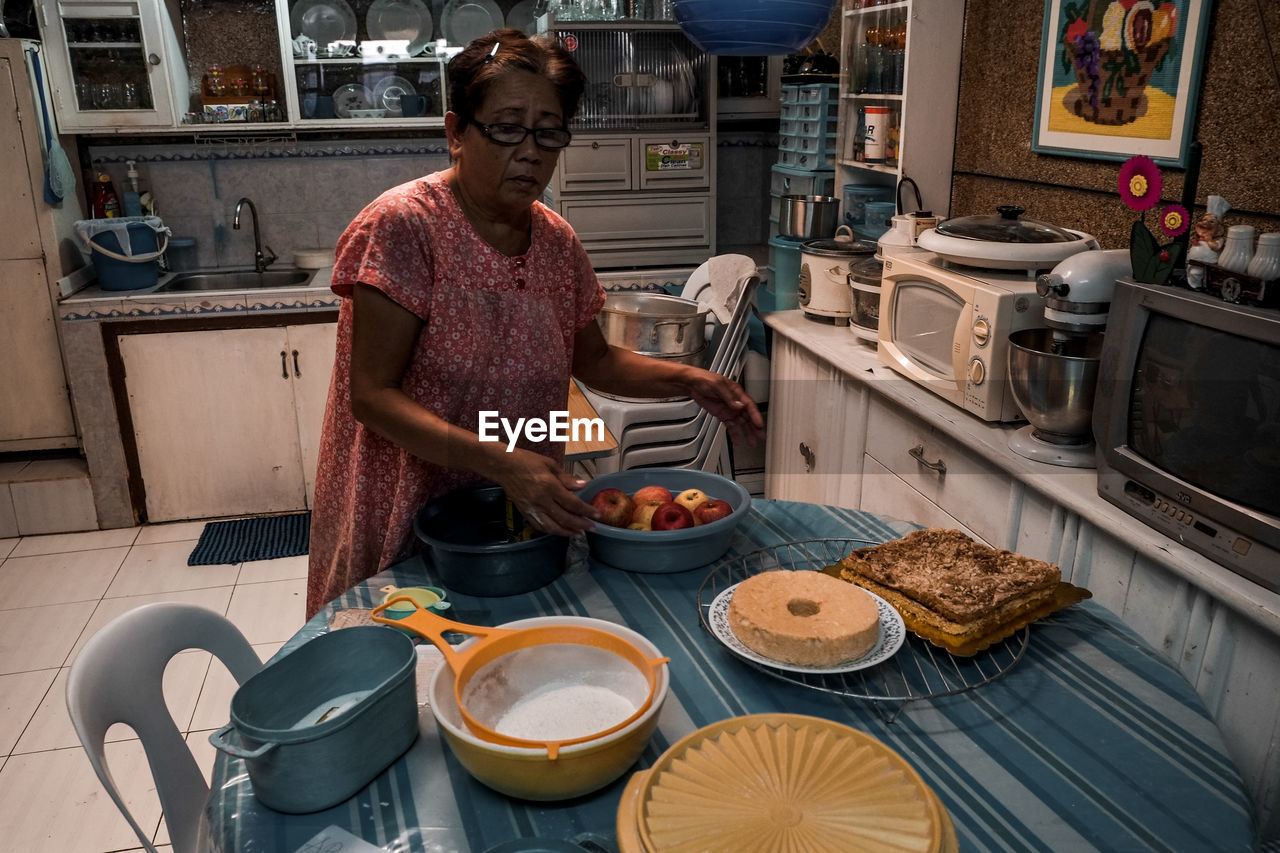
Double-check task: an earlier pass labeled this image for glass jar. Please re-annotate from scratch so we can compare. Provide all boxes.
[203,66,226,98]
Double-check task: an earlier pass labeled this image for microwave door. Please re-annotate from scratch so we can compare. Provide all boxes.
[890,281,968,386]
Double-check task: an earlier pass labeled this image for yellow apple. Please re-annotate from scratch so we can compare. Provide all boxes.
[631,500,665,528]
[675,488,709,515]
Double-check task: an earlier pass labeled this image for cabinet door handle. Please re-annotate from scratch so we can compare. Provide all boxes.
[292,349,301,378]
[280,350,288,379]
[908,444,946,476]
[799,441,815,472]
[148,53,161,66]
[591,141,599,150]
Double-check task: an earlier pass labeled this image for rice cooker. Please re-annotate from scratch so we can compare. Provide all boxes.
[797,227,877,319]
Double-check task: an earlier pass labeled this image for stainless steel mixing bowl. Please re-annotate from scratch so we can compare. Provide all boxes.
[1007,329,1105,444]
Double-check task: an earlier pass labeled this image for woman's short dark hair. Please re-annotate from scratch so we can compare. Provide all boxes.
[447,28,586,129]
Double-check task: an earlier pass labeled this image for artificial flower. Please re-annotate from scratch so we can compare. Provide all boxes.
[1159,204,1190,238]
[1101,2,1126,50]
[1118,155,1163,211]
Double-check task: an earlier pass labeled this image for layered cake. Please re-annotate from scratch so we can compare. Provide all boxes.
[837,528,1067,655]
[728,570,880,666]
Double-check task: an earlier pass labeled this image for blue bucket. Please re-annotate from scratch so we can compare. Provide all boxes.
[89,222,164,291]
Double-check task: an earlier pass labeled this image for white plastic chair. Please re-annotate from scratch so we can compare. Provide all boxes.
[66,602,263,853]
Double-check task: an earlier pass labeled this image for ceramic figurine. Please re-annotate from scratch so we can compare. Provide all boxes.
[1186,195,1229,290]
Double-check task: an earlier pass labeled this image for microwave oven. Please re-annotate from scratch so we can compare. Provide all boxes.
[1093,278,1280,591]
[876,251,1046,422]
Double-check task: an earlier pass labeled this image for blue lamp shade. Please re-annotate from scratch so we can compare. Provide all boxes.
[673,0,838,56]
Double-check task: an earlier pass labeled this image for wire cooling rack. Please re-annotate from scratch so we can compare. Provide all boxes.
[697,538,1029,723]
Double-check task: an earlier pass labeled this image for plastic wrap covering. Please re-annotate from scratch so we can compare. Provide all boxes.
[74,216,170,256]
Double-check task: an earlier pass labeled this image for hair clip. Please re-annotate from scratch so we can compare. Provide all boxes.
[484,42,499,63]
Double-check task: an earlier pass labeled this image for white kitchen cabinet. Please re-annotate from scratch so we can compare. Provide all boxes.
[118,322,336,522]
[835,0,964,219]
[763,309,1280,834]
[37,0,191,131]
[0,42,79,452]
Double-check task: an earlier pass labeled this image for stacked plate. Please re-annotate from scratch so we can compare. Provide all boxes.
[616,714,957,852]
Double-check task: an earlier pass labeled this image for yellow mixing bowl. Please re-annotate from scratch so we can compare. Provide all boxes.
[427,615,669,801]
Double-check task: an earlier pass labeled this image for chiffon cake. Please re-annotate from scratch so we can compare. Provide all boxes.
[836,528,1089,656]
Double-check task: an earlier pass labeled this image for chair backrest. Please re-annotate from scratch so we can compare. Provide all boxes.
[66,603,262,853]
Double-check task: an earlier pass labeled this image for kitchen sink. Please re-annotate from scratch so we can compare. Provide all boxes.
[156,269,314,292]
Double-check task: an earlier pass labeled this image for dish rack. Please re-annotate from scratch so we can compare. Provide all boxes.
[697,538,1029,723]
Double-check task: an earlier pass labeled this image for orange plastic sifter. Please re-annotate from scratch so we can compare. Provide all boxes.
[371,597,669,759]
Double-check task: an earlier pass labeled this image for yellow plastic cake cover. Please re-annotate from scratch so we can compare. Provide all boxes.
[625,713,954,853]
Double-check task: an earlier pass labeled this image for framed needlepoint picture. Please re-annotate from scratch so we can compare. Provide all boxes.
[1032,0,1214,167]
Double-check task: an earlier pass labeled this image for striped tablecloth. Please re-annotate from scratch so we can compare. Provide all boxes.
[204,501,1254,853]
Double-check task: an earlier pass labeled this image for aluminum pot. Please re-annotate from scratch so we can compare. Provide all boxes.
[597,292,709,357]
[778,194,841,239]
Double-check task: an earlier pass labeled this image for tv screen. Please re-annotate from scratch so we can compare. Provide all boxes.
[1128,314,1280,518]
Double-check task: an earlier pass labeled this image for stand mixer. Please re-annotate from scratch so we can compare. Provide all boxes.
[1007,249,1133,467]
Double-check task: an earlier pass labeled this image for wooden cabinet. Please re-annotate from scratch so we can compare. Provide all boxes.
[118,322,336,522]
[37,0,191,131]
[0,42,79,452]
[835,0,964,219]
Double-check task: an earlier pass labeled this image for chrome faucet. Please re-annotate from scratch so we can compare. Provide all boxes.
[233,197,277,273]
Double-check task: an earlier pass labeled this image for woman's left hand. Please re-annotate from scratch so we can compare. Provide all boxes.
[686,370,766,446]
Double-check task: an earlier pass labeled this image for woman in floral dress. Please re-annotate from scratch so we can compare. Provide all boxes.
[306,30,762,616]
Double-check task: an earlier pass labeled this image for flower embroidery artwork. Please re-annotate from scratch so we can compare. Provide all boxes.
[1055,0,1182,128]
[1117,154,1184,283]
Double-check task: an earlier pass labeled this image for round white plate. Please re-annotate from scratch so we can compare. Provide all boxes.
[708,579,905,674]
[506,0,537,35]
[367,0,432,43]
[372,75,417,115]
[290,0,357,46]
[332,83,374,118]
[442,0,503,48]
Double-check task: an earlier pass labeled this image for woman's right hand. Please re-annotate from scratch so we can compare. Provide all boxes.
[489,448,599,537]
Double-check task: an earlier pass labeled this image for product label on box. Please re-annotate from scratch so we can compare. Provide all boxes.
[645,143,703,172]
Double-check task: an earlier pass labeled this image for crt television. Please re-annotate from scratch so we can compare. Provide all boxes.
[1093,278,1280,591]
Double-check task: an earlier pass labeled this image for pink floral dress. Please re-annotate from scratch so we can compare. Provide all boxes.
[306,172,605,616]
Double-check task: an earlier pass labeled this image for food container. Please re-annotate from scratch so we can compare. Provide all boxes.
[842,183,894,227]
[575,468,751,573]
[414,486,568,597]
[429,615,670,801]
[777,194,841,240]
[797,228,878,319]
[847,255,883,343]
[208,626,417,813]
[596,292,710,359]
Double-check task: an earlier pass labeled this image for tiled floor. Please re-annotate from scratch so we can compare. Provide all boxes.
[0,521,308,853]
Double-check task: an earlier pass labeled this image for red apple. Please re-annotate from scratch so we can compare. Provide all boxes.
[693,499,733,526]
[591,488,635,527]
[650,501,695,530]
[631,485,673,506]
[632,500,665,528]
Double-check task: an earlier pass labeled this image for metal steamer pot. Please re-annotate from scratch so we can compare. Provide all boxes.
[597,292,710,367]
[797,226,878,319]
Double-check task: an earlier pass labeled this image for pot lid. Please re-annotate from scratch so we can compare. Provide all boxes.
[847,255,884,285]
[801,237,877,257]
[935,206,1080,244]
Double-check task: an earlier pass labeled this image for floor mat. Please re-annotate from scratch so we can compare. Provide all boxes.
[187,512,310,565]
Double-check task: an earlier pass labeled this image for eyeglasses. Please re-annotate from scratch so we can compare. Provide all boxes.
[473,121,573,150]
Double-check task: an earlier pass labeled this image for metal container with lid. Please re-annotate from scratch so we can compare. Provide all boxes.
[917,205,1099,275]
[797,226,877,319]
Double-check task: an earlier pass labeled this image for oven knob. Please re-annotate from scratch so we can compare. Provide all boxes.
[972,317,991,346]
[968,357,986,385]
